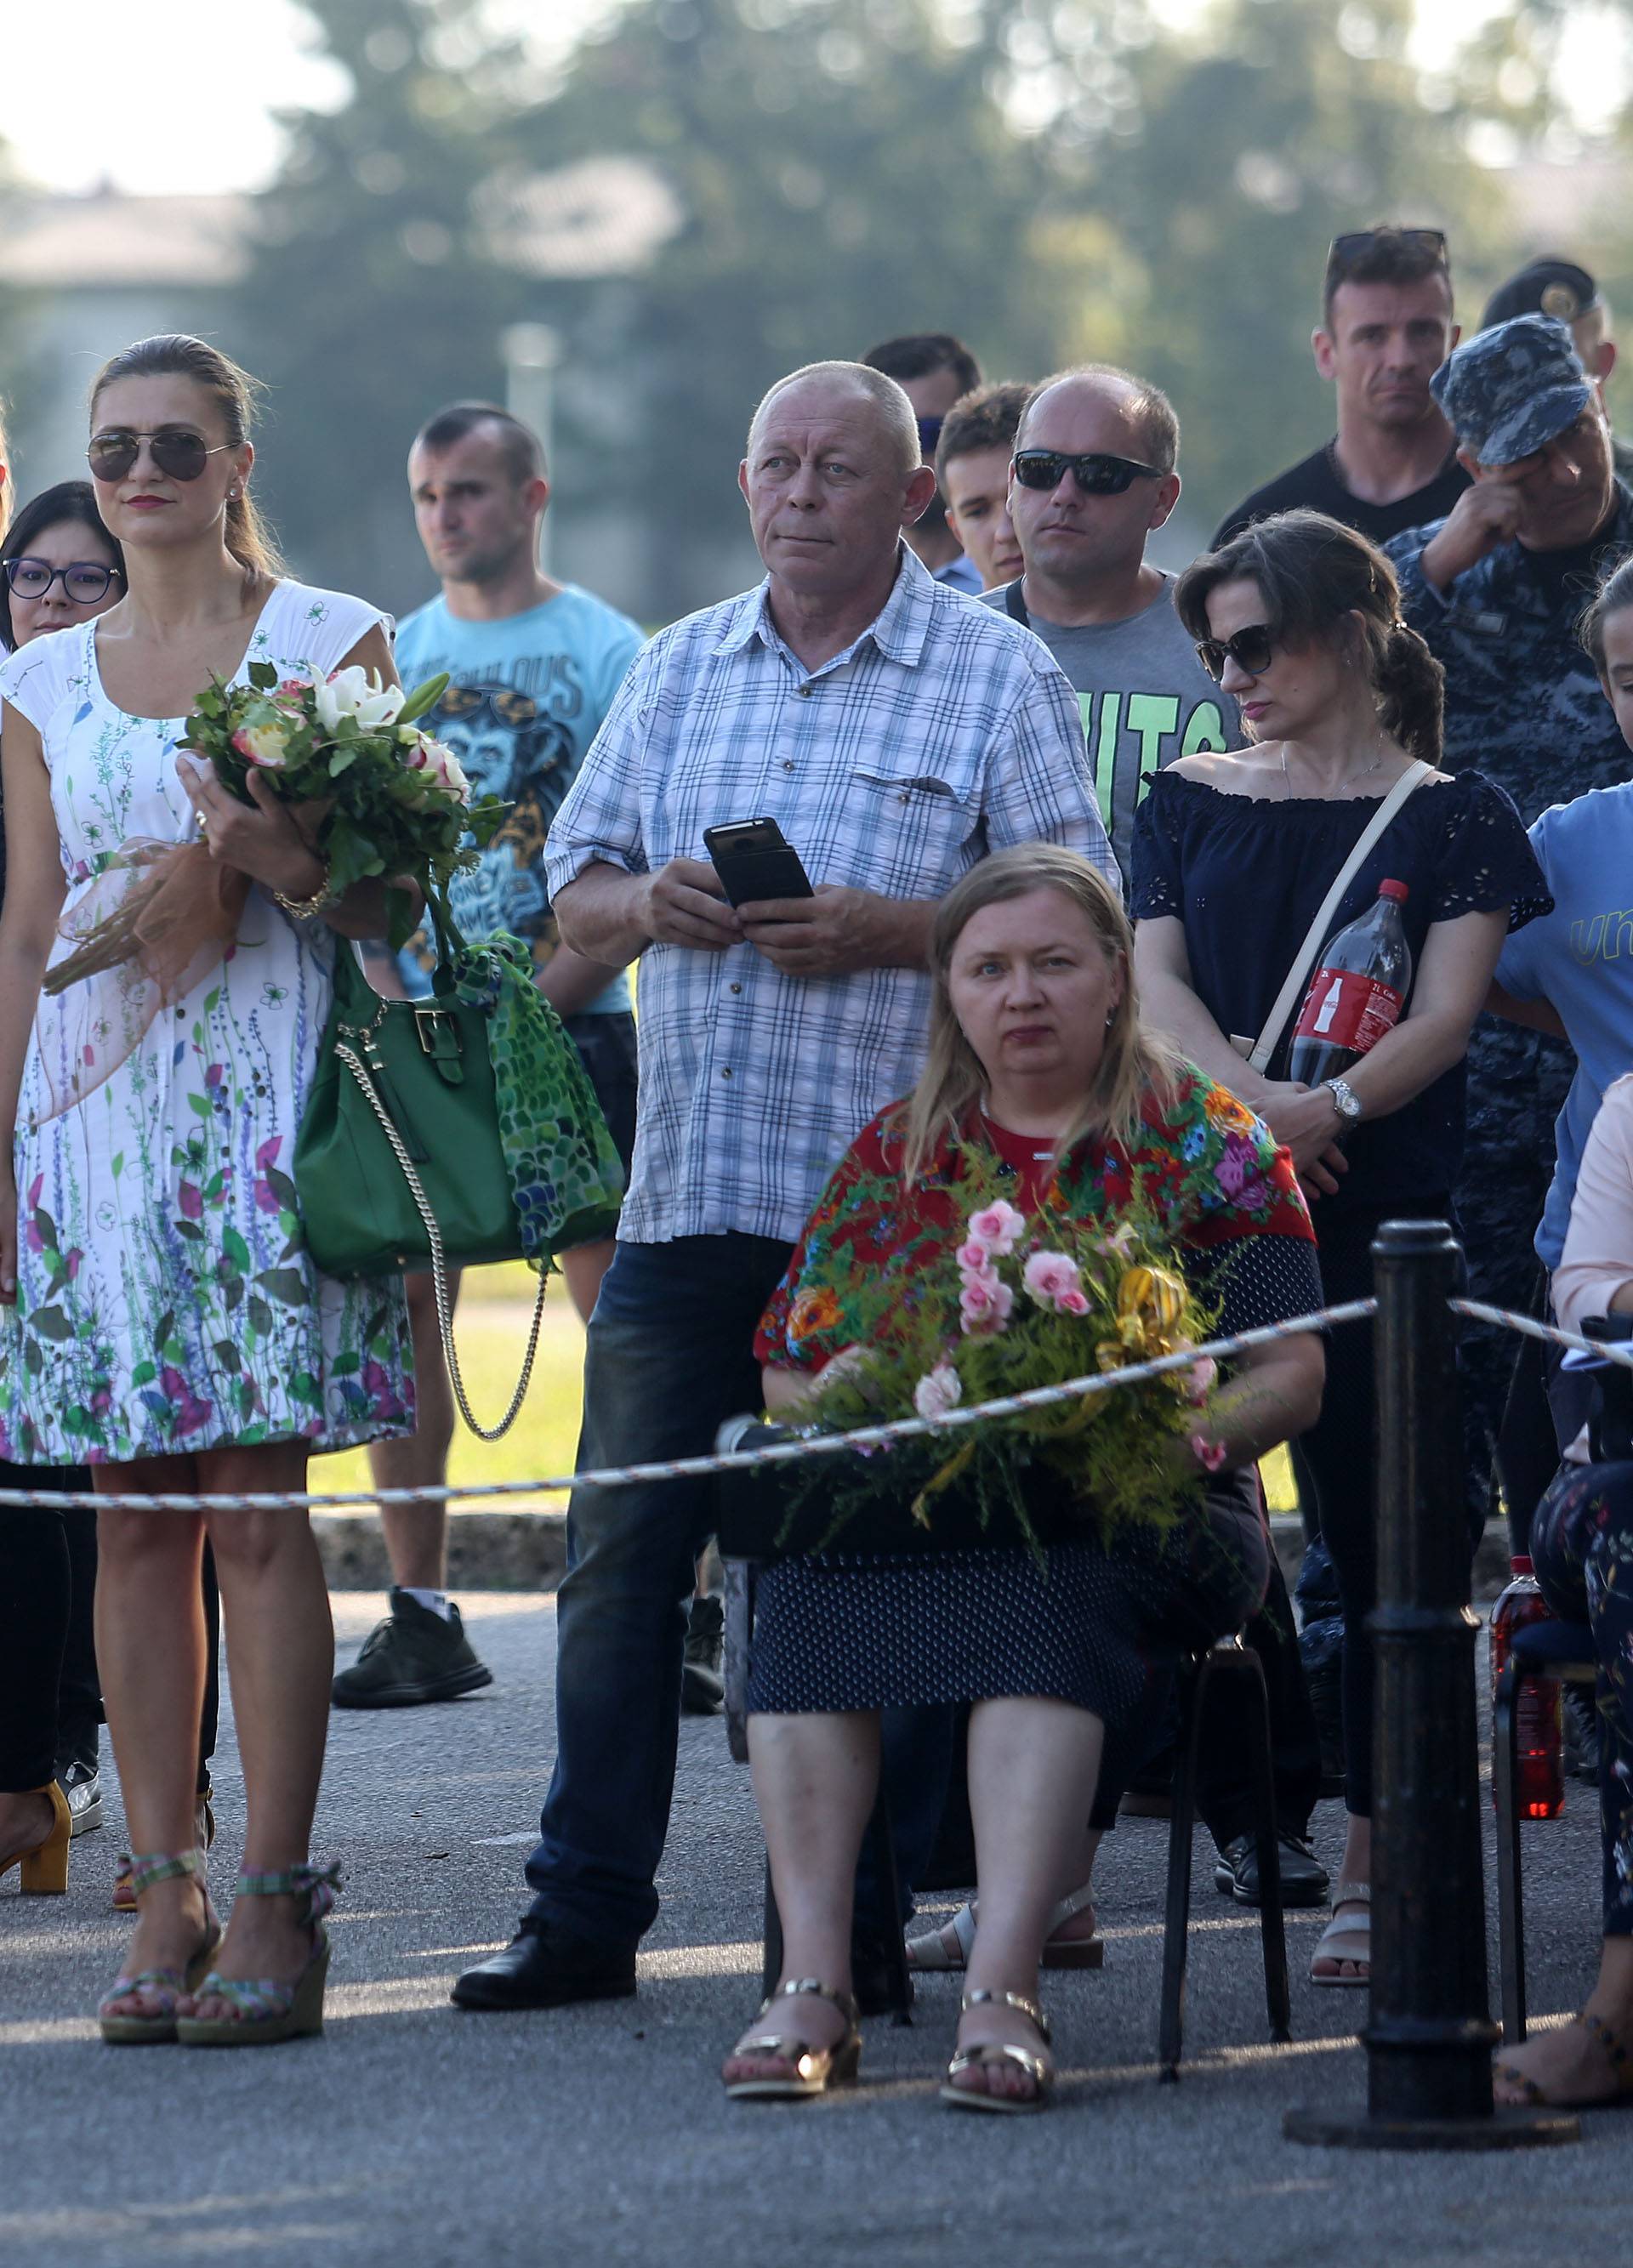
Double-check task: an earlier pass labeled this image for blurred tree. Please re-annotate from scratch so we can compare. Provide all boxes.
[239,0,1585,617]
[230,0,527,611]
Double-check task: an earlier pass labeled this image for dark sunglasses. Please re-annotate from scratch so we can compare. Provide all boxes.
[1012,448,1163,497]
[1326,226,1448,279]
[87,428,235,484]
[1196,623,1275,682]
[915,414,945,458]
[3,556,123,604]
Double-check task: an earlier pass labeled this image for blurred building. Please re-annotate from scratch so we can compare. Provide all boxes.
[0,162,706,618]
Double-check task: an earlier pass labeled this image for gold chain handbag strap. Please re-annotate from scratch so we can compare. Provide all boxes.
[333,1040,548,1441]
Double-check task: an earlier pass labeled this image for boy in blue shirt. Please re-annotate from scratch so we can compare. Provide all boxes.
[336,401,652,1709]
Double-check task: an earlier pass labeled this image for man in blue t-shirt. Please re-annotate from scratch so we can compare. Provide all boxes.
[336,401,645,1710]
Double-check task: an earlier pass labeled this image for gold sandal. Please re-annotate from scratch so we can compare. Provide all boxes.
[723,1977,862,2100]
[941,1988,1054,2114]
[1494,2009,1633,2109]
[1,1781,71,1896]
[97,1850,222,2044]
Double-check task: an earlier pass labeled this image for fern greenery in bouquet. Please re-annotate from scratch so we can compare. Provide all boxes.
[186,662,505,950]
[795,1151,1224,1555]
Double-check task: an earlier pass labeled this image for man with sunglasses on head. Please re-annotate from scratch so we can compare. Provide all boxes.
[1215,225,1469,549]
[983,365,1243,877]
[1384,315,1633,1545]
[332,401,646,1714]
[862,333,984,592]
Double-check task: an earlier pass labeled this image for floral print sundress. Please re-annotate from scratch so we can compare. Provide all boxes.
[0,580,414,1464]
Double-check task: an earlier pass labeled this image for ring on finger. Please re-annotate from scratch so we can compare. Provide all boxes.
[195,810,210,836]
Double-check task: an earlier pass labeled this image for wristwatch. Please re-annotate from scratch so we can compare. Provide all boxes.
[1322,1076,1363,1127]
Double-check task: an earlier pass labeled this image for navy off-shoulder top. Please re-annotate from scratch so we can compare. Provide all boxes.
[1130,768,1552,1214]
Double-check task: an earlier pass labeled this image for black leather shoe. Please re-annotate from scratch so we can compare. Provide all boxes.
[451,1915,637,2010]
[1212,1829,1329,1907]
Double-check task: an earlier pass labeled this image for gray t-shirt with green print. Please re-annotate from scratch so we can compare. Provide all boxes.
[980,571,1243,880]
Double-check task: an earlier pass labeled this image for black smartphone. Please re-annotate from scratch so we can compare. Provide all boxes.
[703,816,815,908]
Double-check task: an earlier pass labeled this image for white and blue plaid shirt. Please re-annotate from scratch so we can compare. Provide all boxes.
[545,547,1115,1244]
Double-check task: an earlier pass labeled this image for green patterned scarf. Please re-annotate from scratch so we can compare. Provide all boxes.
[447,933,624,1267]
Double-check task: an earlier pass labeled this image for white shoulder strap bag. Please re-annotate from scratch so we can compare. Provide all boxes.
[1230,760,1433,1075]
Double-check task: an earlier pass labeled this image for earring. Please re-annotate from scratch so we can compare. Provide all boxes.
[1106,1006,1118,1027]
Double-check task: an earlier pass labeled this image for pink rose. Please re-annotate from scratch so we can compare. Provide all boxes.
[955,1237,996,1280]
[1191,1433,1229,1474]
[967,1199,1027,1255]
[1021,1250,1082,1309]
[1057,1287,1090,1316]
[913,1363,963,1422]
[959,1274,1014,1336]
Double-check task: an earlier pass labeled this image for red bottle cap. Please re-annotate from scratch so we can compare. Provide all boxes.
[1510,1554,1534,1574]
[1379,879,1409,902]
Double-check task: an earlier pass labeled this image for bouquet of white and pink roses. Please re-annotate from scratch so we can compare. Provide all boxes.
[189,659,504,947]
[798,1160,1225,1554]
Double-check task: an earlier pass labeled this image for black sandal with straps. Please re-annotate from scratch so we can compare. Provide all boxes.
[942,1987,1054,2115]
[723,1977,862,2101]
[1494,2009,1633,2110]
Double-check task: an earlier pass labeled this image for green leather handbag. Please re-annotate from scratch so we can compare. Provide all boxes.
[295,929,623,1438]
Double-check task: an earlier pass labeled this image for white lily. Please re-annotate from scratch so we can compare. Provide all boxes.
[311,665,405,736]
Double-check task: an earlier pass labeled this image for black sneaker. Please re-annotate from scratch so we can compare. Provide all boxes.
[1213,1829,1330,1907]
[681,1594,725,1716]
[331,1589,494,1708]
[55,1757,103,1838]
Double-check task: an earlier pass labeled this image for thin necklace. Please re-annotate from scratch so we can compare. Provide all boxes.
[1281,745,1388,799]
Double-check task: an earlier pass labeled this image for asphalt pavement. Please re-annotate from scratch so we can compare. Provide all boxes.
[3,1589,1630,2267]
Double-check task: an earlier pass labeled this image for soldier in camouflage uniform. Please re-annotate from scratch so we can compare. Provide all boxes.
[1385,315,1633,1533]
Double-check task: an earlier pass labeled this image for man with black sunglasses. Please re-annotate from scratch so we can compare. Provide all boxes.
[982,365,1243,876]
[1214,224,1469,549]
[862,333,983,592]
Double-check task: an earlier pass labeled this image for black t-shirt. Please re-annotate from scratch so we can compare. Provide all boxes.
[1213,443,1471,550]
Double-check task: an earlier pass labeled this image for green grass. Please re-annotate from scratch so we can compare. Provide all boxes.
[313,1258,1303,1515]
[318,1263,585,1504]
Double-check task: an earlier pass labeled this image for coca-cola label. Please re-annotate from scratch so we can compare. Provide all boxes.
[1293,965,1404,1056]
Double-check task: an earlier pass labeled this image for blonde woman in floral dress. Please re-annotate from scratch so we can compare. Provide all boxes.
[0,335,416,2046]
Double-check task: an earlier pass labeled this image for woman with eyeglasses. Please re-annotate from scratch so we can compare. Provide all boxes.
[1,482,227,1917]
[0,335,418,2047]
[1132,509,1548,1988]
[0,481,127,1902]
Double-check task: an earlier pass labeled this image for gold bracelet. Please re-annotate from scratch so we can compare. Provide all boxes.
[271,863,341,920]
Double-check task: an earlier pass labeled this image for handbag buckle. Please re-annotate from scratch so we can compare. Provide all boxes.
[413,1005,464,1082]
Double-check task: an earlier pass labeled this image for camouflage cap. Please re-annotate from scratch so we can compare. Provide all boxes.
[1480,256,1601,333]
[1430,313,1592,469]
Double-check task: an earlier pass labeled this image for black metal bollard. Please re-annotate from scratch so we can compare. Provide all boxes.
[1284,1221,1578,2151]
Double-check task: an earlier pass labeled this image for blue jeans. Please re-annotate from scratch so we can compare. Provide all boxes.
[525,1233,792,1946]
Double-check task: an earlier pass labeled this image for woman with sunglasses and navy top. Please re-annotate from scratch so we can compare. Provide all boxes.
[0,334,418,2047]
[1132,508,1548,1988]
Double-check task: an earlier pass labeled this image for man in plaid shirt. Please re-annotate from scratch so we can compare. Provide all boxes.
[454,359,1111,2014]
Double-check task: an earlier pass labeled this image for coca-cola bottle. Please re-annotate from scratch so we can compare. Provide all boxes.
[1289,879,1414,1089]
[1489,1556,1565,1820]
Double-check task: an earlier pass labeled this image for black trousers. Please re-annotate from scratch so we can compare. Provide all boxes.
[0,1465,219,1795]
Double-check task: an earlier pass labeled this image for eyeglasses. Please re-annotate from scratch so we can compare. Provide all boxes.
[87,428,235,484]
[1326,227,1448,281]
[1196,623,1275,682]
[1011,448,1163,497]
[3,556,124,604]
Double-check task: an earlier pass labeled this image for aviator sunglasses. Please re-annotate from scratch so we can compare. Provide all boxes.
[1011,448,1163,497]
[4,556,124,604]
[1196,623,1275,683]
[87,427,236,484]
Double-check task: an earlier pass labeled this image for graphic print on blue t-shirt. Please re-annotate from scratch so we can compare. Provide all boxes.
[392,588,643,1009]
